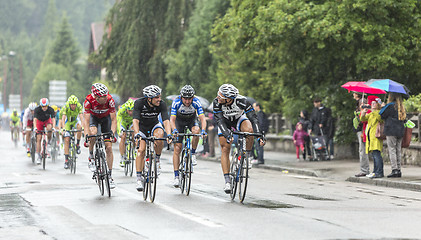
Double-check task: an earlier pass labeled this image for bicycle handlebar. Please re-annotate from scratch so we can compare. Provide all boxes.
[86,132,113,139]
[232,131,264,137]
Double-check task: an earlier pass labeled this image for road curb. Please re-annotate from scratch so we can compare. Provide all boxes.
[347,176,421,192]
[199,156,319,177]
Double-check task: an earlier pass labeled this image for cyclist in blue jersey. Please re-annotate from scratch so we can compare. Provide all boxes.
[213,84,265,193]
[170,85,207,187]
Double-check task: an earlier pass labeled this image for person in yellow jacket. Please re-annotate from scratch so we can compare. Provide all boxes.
[360,95,384,178]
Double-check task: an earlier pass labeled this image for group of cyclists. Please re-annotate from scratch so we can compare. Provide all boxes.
[15,82,266,194]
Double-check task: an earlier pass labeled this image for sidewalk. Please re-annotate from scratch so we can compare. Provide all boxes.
[199,150,421,192]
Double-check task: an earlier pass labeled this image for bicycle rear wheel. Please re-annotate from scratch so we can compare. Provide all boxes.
[179,149,186,194]
[42,139,47,170]
[238,152,249,203]
[230,153,239,200]
[149,154,157,202]
[185,150,192,196]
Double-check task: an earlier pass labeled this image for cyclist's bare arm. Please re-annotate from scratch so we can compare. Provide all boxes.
[110,112,117,135]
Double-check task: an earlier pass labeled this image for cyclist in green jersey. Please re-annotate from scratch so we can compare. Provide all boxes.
[60,95,84,169]
[117,99,135,167]
[10,109,21,141]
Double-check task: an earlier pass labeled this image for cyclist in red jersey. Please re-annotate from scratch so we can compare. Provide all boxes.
[83,83,117,189]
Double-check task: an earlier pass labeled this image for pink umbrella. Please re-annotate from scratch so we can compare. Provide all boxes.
[341,81,387,94]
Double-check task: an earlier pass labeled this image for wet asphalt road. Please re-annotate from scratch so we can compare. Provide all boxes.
[1,130,421,240]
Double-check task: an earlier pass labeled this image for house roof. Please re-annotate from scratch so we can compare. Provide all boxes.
[90,22,105,51]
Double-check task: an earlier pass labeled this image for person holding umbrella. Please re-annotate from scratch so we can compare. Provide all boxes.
[367,79,409,178]
[379,93,406,178]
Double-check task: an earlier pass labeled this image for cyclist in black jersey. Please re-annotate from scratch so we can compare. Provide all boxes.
[133,85,173,191]
[213,84,265,193]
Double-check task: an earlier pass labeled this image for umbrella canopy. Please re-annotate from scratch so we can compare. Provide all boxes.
[341,81,386,94]
[366,79,409,95]
[165,95,210,109]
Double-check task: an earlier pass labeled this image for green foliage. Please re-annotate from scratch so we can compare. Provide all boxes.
[93,0,194,100]
[165,0,230,100]
[43,16,80,71]
[211,0,421,143]
[404,94,421,113]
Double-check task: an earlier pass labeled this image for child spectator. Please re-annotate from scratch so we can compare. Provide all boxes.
[293,122,309,160]
[298,110,311,160]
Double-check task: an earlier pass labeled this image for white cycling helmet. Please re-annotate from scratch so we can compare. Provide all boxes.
[91,83,109,97]
[180,85,195,98]
[143,85,162,98]
[28,102,37,110]
[218,84,239,99]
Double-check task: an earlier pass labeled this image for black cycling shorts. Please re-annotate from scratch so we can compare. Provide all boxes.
[174,119,198,143]
[89,115,112,140]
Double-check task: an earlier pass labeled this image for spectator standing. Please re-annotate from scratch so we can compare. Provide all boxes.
[251,102,269,164]
[360,95,384,179]
[379,93,406,178]
[354,98,371,177]
[298,110,311,160]
[293,122,309,160]
[309,98,331,158]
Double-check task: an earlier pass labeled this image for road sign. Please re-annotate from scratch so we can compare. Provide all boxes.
[49,80,67,107]
[9,94,21,111]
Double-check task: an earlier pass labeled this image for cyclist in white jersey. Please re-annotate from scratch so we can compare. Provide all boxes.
[212,84,265,193]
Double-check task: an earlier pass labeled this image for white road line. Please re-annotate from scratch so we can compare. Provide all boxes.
[115,188,222,228]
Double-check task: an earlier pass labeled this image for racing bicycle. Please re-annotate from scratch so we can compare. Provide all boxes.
[139,134,167,203]
[230,131,264,203]
[66,129,83,174]
[176,127,205,196]
[87,132,113,197]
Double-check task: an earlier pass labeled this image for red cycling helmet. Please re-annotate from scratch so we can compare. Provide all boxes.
[40,98,49,107]
[91,83,109,97]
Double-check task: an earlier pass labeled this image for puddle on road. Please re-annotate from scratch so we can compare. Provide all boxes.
[245,200,298,209]
[287,193,337,201]
[0,193,36,228]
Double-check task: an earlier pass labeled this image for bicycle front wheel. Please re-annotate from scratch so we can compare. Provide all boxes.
[230,154,239,200]
[238,152,249,203]
[129,142,134,177]
[142,168,148,200]
[101,153,111,197]
[31,136,36,164]
[51,135,57,163]
[96,153,104,196]
[70,143,76,174]
[179,149,186,194]
[185,150,192,196]
[149,154,157,202]
[42,139,47,170]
